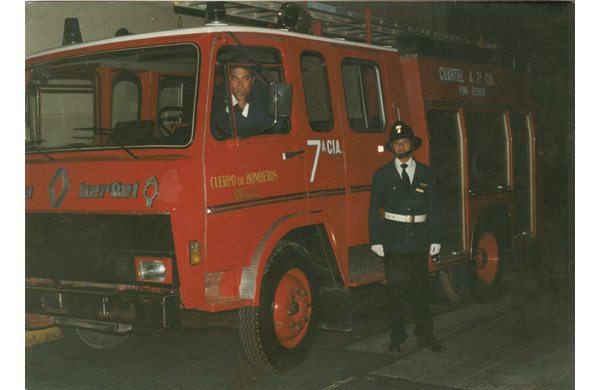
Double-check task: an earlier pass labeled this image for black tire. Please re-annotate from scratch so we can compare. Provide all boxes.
[439,216,507,304]
[238,241,320,372]
[60,326,129,349]
[438,265,474,303]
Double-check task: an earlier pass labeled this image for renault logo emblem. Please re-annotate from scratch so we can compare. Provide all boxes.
[48,167,70,208]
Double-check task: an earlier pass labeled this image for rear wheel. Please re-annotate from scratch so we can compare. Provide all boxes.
[238,241,319,372]
[60,327,129,349]
[475,231,500,287]
[439,261,476,303]
[438,217,506,303]
[470,224,504,301]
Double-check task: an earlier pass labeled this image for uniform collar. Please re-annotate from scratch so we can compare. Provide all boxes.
[394,156,415,170]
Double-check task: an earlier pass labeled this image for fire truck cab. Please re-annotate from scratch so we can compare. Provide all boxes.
[25,3,540,372]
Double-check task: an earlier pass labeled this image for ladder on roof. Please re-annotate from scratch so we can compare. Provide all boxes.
[174,1,498,49]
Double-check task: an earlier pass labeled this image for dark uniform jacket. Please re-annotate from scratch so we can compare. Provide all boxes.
[210,82,280,138]
[369,158,442,254]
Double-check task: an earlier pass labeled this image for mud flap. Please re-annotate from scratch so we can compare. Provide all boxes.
[317,287,352,332]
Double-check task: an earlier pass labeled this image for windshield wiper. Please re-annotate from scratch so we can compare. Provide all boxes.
[26,140,56,161]
[113,142,138,159]
[41,152,56,161]
[74,127,139,159]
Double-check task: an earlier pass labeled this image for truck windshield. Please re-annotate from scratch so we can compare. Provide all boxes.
[26,44,199,152]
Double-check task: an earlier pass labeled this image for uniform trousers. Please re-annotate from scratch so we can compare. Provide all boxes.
[383,251,435,344]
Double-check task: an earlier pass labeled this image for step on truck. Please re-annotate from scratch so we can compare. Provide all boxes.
[25,2,542,371]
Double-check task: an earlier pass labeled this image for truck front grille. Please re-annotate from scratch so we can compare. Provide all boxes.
[25,213,179,287]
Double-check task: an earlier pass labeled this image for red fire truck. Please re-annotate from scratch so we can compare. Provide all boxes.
[25,2,541,371]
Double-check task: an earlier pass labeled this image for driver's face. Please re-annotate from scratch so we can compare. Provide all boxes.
[229,67,255,100]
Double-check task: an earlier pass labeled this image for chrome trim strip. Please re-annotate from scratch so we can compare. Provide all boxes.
[207,188,346,215]
[349,185,371,193]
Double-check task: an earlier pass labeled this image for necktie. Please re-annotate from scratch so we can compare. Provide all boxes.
[401,163,411,191]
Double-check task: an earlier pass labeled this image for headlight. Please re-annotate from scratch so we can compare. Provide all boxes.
[136,258,172,283]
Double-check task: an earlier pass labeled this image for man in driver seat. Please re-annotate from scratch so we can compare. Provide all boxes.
[211,63,281,138]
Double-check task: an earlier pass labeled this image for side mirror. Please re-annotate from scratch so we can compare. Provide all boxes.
[268,83,293,117]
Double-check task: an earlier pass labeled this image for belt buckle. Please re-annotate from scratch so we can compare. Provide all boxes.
[406,215,414,223]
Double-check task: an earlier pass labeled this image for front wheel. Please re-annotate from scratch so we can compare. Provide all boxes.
[238,241,319,372]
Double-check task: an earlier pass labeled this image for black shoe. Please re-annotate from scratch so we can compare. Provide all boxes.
[388,340,403,352]
[418,340,447,352]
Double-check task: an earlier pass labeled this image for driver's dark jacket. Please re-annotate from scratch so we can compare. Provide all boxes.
[210,82,281,138]
[368,158,442,254]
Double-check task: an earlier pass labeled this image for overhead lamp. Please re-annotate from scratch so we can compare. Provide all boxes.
[114,28,133,37]
[63,18,82,45]
[278,3,312,34]
[205,2,227,25]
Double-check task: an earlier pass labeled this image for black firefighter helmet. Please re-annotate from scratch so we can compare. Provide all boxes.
[386,121,422,152]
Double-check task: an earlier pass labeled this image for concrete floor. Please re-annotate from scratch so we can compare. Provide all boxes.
[24,256,574,390]
[349,285,574,389]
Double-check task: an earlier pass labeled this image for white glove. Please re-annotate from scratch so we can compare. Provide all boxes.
[371,244,385,257]
[429,243,441,256]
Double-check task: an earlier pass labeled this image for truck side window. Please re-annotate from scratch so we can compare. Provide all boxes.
[301,51,333,132]
[464,111,510,193]
[210,46,290,141]
[341,58,386,133]
[111,74,141,128]
[157,76,196,141]
[27,74,96,150]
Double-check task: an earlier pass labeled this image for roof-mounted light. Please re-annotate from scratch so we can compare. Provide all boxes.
[63,18,82,46]
[205,2,227,26]
[114,28,133,37]
[278,3,312,34]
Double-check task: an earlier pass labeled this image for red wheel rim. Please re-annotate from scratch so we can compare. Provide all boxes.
[272,268,312,349]
[475,231,499,286]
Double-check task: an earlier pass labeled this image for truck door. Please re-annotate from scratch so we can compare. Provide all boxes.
[331,46,390,284]
[203,37,308,275]
[426,109,468,260]
[288,42,349,276]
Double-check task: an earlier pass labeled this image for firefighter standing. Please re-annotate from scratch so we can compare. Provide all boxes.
[368,121,446,353]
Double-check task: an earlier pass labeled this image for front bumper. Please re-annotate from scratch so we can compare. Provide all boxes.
[25,284,181,330]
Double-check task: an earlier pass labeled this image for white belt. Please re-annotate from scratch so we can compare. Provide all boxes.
[384,212,426,223]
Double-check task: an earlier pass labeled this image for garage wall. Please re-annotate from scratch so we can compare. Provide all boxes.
[25,1,204,56]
